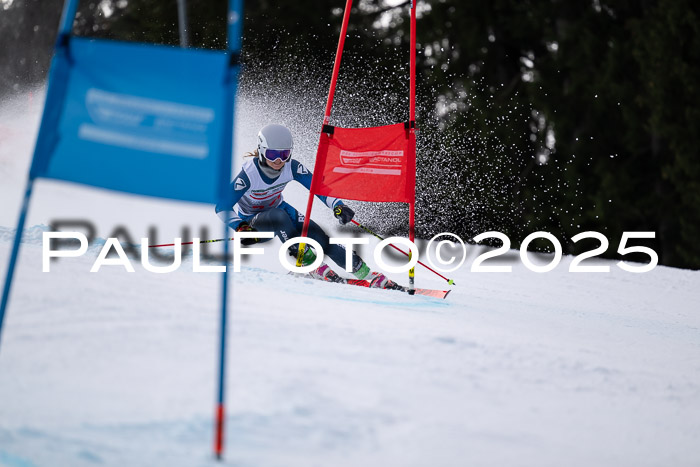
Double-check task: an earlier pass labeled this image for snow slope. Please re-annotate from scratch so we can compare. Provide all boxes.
[1,94,700,467]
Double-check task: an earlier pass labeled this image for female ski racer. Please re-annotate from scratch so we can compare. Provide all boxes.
[215,123,393,288]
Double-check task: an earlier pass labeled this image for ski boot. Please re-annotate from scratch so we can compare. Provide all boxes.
[351,259,371,280]
[289,244,344,283]
[288,243,317,267]
[352,259,403,289]
[309,263,345,283]
[368,271,404,290]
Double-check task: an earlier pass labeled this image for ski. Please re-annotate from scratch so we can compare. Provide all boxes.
[345,278,451,299]
[292,266,451,299]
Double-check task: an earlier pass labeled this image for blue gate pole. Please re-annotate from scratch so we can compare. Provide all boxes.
[56,0,80,45]
[213,0,243,459]
[0,0,80,352]
[214,223,230,459]
[0,179,35,351]
[227,0,244,53]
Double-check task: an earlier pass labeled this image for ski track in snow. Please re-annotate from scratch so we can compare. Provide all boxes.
[1,94,700,467]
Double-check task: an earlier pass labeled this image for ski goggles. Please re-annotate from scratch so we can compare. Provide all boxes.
[261,148,292,163]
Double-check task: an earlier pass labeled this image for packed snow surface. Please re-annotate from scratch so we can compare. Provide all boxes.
[1,94,700,467]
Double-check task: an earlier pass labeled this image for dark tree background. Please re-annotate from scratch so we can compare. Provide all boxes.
[1,0,698,268]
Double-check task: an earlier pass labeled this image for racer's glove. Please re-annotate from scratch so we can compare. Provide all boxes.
[333,205,354,225]
[236,222,259,246]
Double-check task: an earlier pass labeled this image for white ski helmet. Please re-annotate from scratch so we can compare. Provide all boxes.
[257,124,294,163]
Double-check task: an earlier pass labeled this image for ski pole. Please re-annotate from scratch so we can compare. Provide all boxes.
[148,238,234,248]
[350,219,455,285]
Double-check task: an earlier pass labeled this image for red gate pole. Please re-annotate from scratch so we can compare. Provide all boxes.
[407,0,417,294]
[298,0,353,249]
